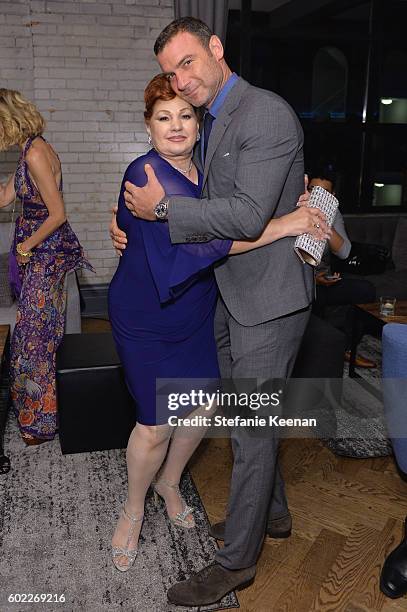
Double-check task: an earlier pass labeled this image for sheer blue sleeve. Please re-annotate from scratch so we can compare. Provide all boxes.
[123,153,232,303]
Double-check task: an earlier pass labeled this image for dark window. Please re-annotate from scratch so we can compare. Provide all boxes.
[226,0,407,212]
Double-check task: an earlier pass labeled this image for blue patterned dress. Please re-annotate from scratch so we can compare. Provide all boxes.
[10,136,93,442]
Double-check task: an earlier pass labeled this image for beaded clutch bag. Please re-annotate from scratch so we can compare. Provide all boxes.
[294,186,339,266]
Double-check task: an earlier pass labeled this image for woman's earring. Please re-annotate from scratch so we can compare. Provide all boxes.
[148,134,152,145]
[196,132,201,142]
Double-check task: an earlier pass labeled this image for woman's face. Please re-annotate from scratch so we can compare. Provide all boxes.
[146,95,199,158]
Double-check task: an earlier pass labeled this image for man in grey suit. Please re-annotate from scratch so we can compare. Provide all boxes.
[111,17,321,607]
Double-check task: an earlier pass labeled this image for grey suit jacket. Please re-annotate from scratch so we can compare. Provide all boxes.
[168,77,313,326]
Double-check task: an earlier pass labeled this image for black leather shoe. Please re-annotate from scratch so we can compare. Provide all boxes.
[380,517,407,599]
[167,561,256,606]
[209,513,292,541]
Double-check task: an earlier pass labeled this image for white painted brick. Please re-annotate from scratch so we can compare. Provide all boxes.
[82,111,112,121]
[67,121,99,131]
[46,2,81,14]
[52,132,84,142]
[48,46,81,57]
[98,183,121,193]
[47,68,81,79]
[30,23,58,34]
[95,153,124,162]
[102,239,115,249]
[81,3,111,15]
[0,37,17,47]
[0,46,31,59]
[63,14,96,24]
[35,56,64,66]
[56,24,91,35]
[112,4,144,15]
[64,58,87,67]
[87,230,109,241]
[34,78,66,88]
[31,1,46,11]
[40,100,67,110]
[87,132,114,142]
[2,25,30,36]
[33,67,50,77]
[89,248,116,258]
[70,221,102,233]
[5,15,25,25]
[69,101,99,111]
[83,241,104,251]
[0,0,174,285]
[31,13,64,23]
[66,79,101,90]
[51,89,93,100]
[0,3,27,15]
[69,143,100,152]
[59,153,80,163]
[99,143,120,152]
[79,47,103,58]
[49,110,83,120]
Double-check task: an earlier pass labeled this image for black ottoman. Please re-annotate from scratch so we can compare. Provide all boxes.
[56,332,135,454]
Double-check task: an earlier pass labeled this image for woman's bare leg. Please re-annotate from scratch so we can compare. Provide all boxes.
[157,404,216,522]
[112,422,171,567]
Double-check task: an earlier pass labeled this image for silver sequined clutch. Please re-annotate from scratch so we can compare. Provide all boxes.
[294,186,339,267]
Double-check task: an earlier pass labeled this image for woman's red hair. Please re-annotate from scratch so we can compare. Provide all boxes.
[144,74,176,120]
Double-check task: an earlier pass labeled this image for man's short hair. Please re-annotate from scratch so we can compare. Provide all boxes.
[154,17,213,56]
[310,168,336,191]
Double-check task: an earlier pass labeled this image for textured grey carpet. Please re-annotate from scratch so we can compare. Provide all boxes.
[0,416,239,612]
[327,334,393,458]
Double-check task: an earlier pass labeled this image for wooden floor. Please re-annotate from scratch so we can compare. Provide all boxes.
[190,438,407,612]
[82,318,407,611]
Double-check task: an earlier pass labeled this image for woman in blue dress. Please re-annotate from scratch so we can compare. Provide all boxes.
[108,74,327,571]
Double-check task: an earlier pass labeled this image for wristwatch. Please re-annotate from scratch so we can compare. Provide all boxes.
[154,197,169,220]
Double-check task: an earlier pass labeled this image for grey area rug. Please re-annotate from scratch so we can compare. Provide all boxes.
[327,334,393,458]
[0,416,239,612]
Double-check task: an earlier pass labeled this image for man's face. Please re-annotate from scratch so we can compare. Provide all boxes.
[308,178,334,194]
[157,32,224,109]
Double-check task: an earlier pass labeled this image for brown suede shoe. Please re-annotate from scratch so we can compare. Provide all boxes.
[167,561,256,606]
[209,513,292,541]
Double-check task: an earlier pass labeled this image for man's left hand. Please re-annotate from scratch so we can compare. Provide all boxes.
[124,164,165,221]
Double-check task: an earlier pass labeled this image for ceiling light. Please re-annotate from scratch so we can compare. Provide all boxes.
[374,183,385,188]
[381,98,393,105]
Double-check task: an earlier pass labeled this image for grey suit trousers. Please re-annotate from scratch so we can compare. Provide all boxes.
[214,297,310,569]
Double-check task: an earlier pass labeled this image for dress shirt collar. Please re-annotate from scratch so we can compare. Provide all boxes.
[200,73,239,163]
[206,72,239,118]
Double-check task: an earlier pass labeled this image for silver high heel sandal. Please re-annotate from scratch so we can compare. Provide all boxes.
[153,479,195,529]
[111,504,143,572]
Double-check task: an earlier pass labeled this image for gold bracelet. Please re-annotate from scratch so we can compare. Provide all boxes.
[16,243,32,258]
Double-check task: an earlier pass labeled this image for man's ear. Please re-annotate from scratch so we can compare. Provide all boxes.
[209,35,224,61]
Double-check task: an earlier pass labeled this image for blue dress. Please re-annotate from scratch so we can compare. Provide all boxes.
[108,149,232,425]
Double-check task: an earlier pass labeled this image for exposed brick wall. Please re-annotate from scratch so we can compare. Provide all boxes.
[0,0,174,284]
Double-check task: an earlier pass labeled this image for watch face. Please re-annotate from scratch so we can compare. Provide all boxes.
[155,199,168,219]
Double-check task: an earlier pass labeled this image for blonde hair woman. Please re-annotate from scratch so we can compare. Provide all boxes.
[0,89,93,445]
